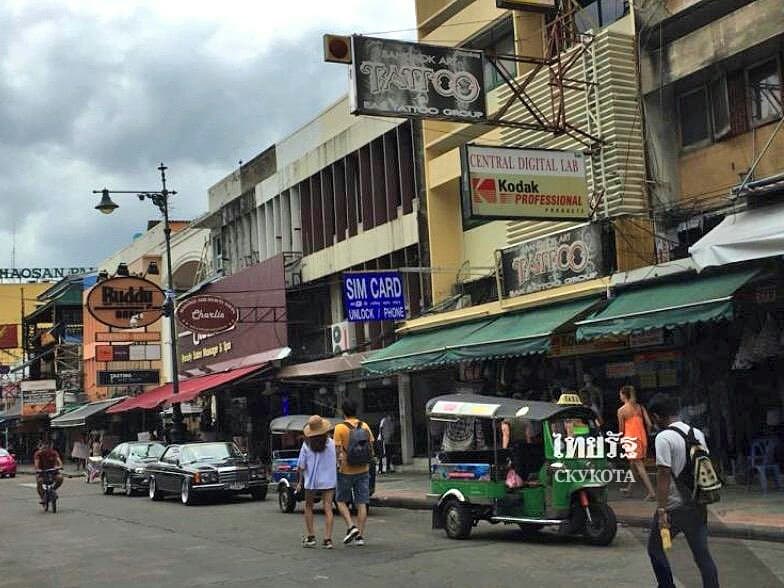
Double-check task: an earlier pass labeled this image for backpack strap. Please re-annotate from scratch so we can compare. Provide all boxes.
[344,420,355,430]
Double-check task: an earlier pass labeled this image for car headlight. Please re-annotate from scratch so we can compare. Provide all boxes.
[134,468,145,474]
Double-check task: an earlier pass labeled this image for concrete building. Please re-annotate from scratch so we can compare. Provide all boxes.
[637,0,784,257]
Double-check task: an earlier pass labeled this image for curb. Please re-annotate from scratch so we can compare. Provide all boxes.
[369,496,784,544]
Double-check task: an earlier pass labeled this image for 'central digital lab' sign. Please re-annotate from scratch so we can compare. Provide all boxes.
[343,271,406,322]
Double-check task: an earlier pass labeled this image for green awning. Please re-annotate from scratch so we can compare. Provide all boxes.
[363,297,598,375]
[575,268,760,341]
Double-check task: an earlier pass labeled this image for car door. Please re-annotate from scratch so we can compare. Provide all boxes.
[117,443,131,483]
[158,446,181,492]
[104,445,123,485]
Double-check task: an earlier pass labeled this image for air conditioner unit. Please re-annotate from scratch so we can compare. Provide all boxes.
[329,321,356,355]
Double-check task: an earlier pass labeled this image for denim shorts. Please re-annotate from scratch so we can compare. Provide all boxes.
[336,472,370,505]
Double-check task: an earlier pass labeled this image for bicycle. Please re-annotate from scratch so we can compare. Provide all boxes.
[37,468,62,513]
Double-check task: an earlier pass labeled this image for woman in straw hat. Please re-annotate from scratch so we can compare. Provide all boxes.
[297,415,337,549]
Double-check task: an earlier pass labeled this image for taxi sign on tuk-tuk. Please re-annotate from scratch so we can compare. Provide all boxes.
[557,393,583,405]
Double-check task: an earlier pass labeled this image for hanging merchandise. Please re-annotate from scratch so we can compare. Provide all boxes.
[751,314,781,362]
[732,324,757,370]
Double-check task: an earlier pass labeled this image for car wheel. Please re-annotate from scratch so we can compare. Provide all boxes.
[0,473,5,478]
[443,501,472,540]
[250,487,267,501]
[9,473,14,478]
[582,503,618,546]
[278,487,296,513]
[101,474,114,495]
[125,476,134,497]
[181,479,196,506]
[149,477,163,501]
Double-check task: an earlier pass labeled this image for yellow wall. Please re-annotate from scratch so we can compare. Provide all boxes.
[0,283,50,366]
[679,121,784,209]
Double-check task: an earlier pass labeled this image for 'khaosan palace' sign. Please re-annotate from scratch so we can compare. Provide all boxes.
[0,267,95,280]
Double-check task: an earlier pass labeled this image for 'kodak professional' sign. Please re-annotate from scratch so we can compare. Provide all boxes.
[461,144,590,222]
[87,276,165,329]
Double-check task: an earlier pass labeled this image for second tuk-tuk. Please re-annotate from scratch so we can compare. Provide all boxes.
[427,394,618,545]
[268,414,376,513]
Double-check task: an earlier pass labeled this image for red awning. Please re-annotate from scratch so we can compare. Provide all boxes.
[106,364,267,414]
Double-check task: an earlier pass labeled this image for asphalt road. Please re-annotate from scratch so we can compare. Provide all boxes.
[2,477,784,588]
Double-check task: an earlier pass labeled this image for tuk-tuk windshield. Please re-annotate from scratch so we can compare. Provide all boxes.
[431,417,492,453]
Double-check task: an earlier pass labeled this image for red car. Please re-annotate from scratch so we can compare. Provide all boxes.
[0,448,17,478]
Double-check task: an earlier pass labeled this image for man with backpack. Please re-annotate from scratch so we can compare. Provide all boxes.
[333,399,374,546]
[647,393,720,588]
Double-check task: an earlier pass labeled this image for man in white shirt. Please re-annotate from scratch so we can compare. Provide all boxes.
[647,393,719,588]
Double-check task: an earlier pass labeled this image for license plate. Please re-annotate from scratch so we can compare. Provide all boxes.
[229,482,246,490]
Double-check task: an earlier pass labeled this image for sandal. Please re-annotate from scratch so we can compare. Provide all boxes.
[322,539,333,549]
[302,535,316,548]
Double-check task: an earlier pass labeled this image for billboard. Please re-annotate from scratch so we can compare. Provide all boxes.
[0,324,17,349]
[86,276,166,329]
[343,271,406,322]
[461,144,590,222]
[350,36,486,124]
[499,223,610,297]
[21,379,57,417]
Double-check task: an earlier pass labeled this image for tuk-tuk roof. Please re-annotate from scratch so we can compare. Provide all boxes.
[425,394,596,421]
[269,415,342,434]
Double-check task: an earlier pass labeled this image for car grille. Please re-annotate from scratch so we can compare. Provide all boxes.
[218,470,248,484]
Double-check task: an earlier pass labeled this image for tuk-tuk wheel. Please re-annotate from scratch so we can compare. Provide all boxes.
[443,501,472,540]
[582,503,618,546]
[279,487,296,513]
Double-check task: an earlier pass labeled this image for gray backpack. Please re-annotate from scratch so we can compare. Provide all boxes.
[345,420,371,466]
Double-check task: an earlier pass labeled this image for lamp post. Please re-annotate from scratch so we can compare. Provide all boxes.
[93,163,184,442]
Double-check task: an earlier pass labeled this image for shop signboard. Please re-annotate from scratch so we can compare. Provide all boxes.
[97,370,160,387]
[605,361,636,379]
[128,344,161,361]
[0,324,17,349]
[549,332,627,358]
[21,379,57,417]
[629,329,664,348]
[461,145,590,223]
[87,276,166,329]
[350,36,486,124]
[0,266,95,281]
[343,271,406,322]
[96,332,160,343]
[499,223,610,297]
[176,295,238,334]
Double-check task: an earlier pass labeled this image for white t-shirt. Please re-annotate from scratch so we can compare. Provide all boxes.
[297,437,337,491]
[654,421,708,510]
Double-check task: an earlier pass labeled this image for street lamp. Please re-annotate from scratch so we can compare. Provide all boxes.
[92,163,185,442]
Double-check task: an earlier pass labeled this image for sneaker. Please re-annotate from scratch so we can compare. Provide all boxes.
[355,536,365,546]
[322,539,333,550]
[343,526,360,544]
[302,536,316,548]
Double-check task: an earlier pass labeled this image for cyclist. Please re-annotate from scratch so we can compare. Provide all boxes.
[33,439,64,504]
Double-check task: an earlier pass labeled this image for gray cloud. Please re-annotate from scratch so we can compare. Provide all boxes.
[0,1,414,267]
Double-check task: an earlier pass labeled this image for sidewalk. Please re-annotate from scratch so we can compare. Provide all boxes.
[370,471,784,543]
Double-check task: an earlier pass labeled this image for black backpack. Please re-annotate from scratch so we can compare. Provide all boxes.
[667,426,722,505]
[344,420,372,466]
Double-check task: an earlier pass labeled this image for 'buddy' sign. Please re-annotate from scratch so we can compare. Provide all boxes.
[87,276,166,329]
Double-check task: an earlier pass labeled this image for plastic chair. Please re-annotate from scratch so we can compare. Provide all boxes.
[747,438,783,493]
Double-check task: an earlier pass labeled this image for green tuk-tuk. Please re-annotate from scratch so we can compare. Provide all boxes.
[427,393,618,545]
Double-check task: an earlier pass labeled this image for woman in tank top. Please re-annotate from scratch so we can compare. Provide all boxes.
[617,385,656,500]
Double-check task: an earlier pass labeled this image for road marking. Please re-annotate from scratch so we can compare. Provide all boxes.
[18,483,37,488]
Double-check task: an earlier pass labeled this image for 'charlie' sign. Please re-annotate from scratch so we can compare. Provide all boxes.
[461,144,590,222]
[350,36,486,123]
[343,271,406,322]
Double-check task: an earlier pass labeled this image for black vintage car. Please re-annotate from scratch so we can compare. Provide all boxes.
[101,441,166,496]
[145,442,268,505]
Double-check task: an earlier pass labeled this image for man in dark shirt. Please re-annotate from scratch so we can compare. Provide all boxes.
[33,439,64,504]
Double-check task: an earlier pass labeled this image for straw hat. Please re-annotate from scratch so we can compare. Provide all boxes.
[303,415,332,437]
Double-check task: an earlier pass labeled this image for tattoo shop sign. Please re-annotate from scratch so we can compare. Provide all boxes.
[349,35,486,123]
[499,223,610,297]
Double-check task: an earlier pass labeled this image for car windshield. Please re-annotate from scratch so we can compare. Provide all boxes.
[181,443,242,463]
[129,443,165,459]
[0,449,9,457]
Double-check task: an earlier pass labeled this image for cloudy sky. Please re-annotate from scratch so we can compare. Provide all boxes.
[0,0,416,268]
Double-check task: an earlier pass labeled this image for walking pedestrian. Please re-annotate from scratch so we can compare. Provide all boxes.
[71,435,88,472]
[617,385,656,500]
[296,415,337,549]
[333,399,374,546]
[646,393,719,588]
[377,412,396,474]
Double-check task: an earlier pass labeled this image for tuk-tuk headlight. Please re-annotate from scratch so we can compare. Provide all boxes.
[133,467,145,474]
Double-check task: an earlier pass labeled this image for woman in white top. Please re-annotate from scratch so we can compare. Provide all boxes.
[296,415,337,549]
